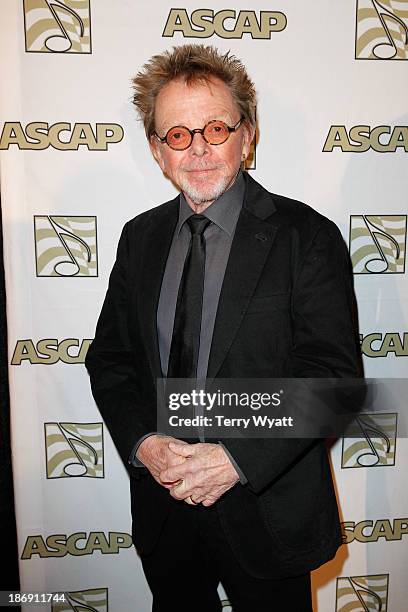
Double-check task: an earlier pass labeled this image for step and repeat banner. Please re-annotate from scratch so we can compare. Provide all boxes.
[1,1,407,610]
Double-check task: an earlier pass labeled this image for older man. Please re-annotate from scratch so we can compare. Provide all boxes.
[85,44,359,612]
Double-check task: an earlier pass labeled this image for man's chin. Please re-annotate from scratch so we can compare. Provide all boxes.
[180,177,229,206]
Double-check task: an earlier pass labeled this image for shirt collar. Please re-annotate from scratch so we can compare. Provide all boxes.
[177,170,245,237]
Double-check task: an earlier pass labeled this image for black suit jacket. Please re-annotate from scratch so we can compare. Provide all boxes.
[85,173,360,578]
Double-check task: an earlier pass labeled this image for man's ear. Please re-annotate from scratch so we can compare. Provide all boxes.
[242,122,256,160]
[149,135,166,172]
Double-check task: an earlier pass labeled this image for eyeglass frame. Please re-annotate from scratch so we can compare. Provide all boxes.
[153,116,245,151]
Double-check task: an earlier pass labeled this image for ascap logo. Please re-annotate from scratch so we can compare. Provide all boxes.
[360,332,408,356]
[323,125,408,152]
[45,422,104,478]
[0,123,123,151]
[11,339,92,365]
[349,215,406,274]
[162,9,287,39]
[342,518,408,543]
[355,0,408,60]
[335,574,389,611]
[341,413,397,468]
[52,588,108,612]
[34,216,98,277]
[23,0,91,54]
[21,532,132,559]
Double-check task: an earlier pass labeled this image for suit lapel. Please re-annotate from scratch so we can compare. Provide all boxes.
[138,196,179,380]
[207,174,278,380]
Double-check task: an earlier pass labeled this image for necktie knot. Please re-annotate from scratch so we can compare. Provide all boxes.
[187,214,211,237]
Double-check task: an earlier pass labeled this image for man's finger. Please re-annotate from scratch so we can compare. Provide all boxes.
[168,439,189,447]
[160,466,186,482]
[169,479,190,500]
[169,478,206,501]
[168,441,194,456]
[201,495,218,507]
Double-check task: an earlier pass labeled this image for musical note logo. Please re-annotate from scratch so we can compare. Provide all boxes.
[354,415,391,466]
[23,0,91,54]
[356,0,408,60]
[349,215,406,274]
[45,422,104,478]
[34,215,98,277]
[44,0,84,52]
[336,574,389,612]
[52,588,108,612]
[341,413,397,469]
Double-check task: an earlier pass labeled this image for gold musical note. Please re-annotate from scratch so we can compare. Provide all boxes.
[348,576,383,611]
[363,215,400,273]
[371,0,408,59]
[355,415,391,467]
[64,593,99,611]
[48,215,92,276]
[44,0,84,53]
[60,424,98,477]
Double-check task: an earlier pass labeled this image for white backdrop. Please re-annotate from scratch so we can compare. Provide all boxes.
[1,1,407,610]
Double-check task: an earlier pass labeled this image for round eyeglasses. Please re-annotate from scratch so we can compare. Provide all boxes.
[153,116,244,151]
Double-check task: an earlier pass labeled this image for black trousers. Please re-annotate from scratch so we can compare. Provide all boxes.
[140,501,313,612]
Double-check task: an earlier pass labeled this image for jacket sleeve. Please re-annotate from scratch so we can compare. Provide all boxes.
[220,219,362,494]
[85,221,155,470]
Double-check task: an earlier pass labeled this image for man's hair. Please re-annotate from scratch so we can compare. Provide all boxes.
[132,44,256,138]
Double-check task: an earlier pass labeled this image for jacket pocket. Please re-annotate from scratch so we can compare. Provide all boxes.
[245,292,290,315]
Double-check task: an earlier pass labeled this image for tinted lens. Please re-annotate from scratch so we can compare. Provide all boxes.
[166,126,192,150]
[203,121,229,144]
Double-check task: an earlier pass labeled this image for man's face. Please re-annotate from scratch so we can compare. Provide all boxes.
[150,76,255,207]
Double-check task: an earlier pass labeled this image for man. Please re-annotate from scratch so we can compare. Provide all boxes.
[85,44,359,611]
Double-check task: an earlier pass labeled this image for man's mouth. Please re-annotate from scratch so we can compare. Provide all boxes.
[183,167,219,173]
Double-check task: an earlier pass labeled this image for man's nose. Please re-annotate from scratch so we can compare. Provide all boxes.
[189,131,209,156]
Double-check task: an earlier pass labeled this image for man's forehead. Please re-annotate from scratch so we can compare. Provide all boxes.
[154,75,239,128]
[160,73,225,92]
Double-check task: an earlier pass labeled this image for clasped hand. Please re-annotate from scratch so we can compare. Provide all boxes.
[136,436,239,506]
